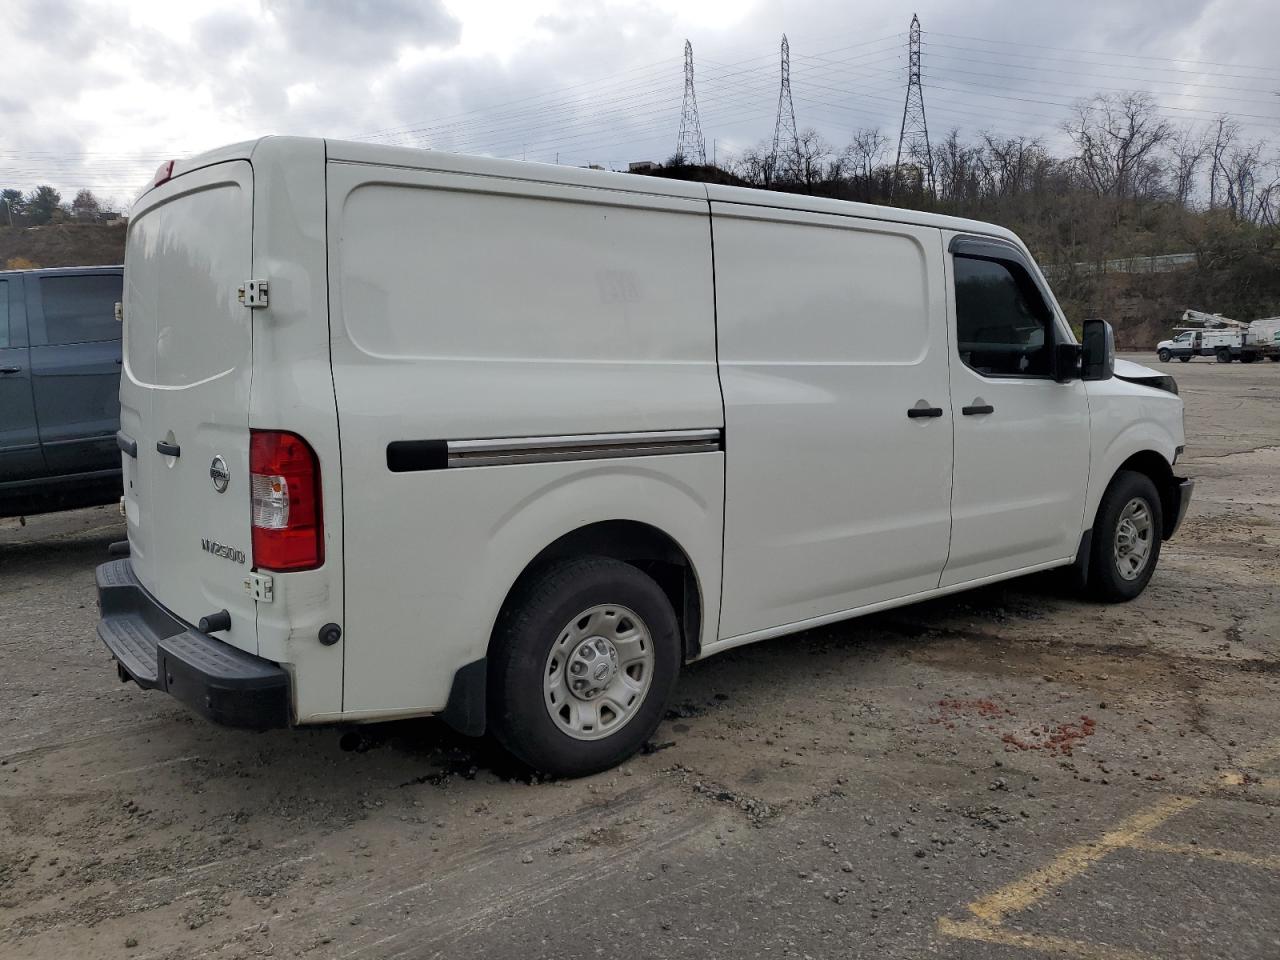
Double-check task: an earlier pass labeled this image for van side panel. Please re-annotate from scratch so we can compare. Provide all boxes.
[247,138,346,721]
[326,163,723,718]
[713,205,954,640]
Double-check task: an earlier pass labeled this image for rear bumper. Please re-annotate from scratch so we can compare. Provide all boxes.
[96,559,290,729]
[1164,477,1194,540]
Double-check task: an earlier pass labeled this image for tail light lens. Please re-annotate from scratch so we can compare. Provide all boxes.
[250,430,323,571]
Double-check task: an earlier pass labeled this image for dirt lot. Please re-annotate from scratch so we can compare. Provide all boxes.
[2,352,1278,960]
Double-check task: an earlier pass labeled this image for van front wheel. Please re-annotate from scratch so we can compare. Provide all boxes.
[1088,470,1163,603]
[489,557,681,778]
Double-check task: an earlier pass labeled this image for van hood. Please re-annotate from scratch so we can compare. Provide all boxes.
[1115,357,1162,378]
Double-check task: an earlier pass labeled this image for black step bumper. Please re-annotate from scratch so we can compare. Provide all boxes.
[96,559,290,729]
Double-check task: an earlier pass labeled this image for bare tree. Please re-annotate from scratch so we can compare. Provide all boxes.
[1169,125,1209,207]
[979,135,1045,197]
[842,127,889,181]
[935,128,980,203]
[1063,92,1172,201]
[792,128,831,190]
[1221,141,1272,221]
[1208,116,1239,210]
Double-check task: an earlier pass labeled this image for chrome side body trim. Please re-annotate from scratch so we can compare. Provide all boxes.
[446,429,722,468]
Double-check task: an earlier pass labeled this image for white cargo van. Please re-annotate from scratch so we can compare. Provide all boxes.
[98,138,1192,776]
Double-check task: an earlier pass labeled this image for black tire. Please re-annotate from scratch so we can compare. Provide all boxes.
[1087,470,1163,603]
[1269,356,1280,362]
[1178,355,1191,363]
[488,556,681,778]
[1157,348,1171,363]
[1216,348,1232,363]
[1240,353,1257,364]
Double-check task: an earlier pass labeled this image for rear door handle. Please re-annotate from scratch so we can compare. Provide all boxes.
[0,366,20,374]
[156,440,181,458]
[907,406,944,419]
[962,404,995,416]
[117,431,138,459]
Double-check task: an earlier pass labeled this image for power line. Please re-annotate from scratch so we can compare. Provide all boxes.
[924,29,1280,77]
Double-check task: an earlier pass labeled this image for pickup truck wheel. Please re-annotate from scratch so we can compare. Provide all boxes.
[489,557,681,778]
[1216,348,1232,363]
[1088,470,1163,603]
[1157,348,1171,363]
[1178,356,1191,363]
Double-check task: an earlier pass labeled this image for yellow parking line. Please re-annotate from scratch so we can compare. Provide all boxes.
[938,917,1158,960]
[965,795,1198,925]
[1128,839,1280,871]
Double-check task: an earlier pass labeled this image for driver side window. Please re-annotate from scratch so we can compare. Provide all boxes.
[954,255,1054,377]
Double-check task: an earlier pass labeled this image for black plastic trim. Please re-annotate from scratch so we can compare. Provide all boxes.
[116,431,137,458]
[442,657,487,737]
[907,407,944,419]
[1071,527,1093,589]
[387,439,447,473]
[95,559,290,729]
[155,440,181,458]
[962,404,995,416]
[1164,477,1194,540]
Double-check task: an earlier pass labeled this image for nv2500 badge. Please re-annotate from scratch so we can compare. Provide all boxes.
[201,539,246,564]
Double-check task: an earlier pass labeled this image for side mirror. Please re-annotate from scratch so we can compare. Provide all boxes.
[1053,342,1082,383]
[1081,318,1115,381]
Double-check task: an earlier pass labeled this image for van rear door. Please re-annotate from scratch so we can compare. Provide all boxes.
[121,161,258,651]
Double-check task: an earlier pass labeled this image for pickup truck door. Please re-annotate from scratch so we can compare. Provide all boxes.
[27,271,123,475]
[0,275,44,482]
[940,235,1090,587]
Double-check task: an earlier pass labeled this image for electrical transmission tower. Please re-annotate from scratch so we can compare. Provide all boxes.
[770,34,799,181]
[894,14,933,194]
[675,40,706,165]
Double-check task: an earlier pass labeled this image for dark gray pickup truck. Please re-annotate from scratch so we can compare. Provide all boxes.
[1,265,124,517]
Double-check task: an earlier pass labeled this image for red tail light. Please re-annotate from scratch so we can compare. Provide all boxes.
[250,430,323,572]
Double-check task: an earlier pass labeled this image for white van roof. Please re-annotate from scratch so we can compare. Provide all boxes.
[159,136,1021,245]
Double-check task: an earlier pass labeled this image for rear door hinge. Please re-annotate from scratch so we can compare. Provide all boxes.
[238,280,269,309]
[244,571,274,603]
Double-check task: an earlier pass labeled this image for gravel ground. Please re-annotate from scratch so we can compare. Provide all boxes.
[2,352,1278,960]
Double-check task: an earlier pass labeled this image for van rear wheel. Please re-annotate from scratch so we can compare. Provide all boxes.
[1087,470,1163,603]
[489,557,681,778]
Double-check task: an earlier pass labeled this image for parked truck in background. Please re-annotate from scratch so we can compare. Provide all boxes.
[1158,311,1280,364]
[1,265,125,517]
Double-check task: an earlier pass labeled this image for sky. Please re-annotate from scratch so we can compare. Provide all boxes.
[2,0,1278,210]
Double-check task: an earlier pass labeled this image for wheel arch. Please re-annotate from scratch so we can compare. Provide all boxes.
[442,519,709,738]
[498,520,706,662]
[1093,449,1181,540]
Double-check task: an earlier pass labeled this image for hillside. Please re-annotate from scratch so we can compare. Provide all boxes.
[0,222,126,270]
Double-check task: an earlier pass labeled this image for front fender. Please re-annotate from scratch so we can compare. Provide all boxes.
[1085,409,1180,527]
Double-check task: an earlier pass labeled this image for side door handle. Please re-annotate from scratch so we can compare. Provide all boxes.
[962,404,995,416]
[156,440,181,458]
[0,366,21,374]
[907,406,944,419]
